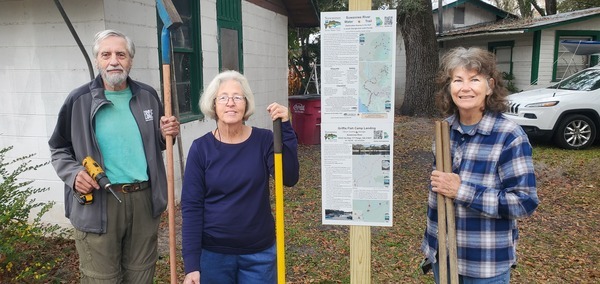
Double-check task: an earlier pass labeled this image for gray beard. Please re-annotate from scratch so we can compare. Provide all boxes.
[99,68,129,88]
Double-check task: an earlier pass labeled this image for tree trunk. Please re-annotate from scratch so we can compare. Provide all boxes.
[517,0,535,17]
[545,0,557,15]
[530,0,546,16]
[397,0,439,117]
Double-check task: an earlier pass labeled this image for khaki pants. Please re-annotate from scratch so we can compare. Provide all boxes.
[74,187,160,284]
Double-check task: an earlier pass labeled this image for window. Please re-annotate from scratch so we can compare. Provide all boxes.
[454,7,465,25]
[556,36,593,80]
[489,41,514,76]
[553,31,600,82]
[217,0,243,72]
[494,47,512,75]
[158,0,203,121]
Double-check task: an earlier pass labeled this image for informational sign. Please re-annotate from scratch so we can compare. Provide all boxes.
[321,10,396,226]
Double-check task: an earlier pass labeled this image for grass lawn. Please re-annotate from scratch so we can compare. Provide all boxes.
[4,116,599,283]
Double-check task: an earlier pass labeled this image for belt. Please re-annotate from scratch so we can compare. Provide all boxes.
[112,181,150,193]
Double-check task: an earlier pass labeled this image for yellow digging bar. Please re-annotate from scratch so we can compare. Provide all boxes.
[273,118,286,283]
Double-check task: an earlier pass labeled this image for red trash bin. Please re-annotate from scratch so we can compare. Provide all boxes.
[288,94,321,145]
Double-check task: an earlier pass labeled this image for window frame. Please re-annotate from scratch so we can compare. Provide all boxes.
[453,7,465,25]
[488,41,514,77]
[552,30,599,82]
[217,0,244,73]
[157,0,204,123]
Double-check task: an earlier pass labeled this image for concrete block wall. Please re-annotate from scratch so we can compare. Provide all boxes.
[242,1,288,129]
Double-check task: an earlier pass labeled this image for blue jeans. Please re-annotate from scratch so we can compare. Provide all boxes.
[433,261,511,284]
[200,244,276,284]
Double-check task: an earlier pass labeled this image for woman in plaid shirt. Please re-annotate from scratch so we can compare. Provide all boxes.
[421,47,539,283]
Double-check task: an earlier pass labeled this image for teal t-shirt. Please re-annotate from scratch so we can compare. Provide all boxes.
[95,87,149,184]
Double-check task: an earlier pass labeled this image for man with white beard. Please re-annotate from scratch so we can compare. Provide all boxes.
[49,29,180,283]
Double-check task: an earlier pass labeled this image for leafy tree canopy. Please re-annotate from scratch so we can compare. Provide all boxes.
[558,0,600,12]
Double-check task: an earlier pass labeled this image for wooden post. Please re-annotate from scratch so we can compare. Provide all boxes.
[350,225,371,283]
[435,121,458,284]
[442,122,458,284]
[348,1,372,283]
[434,121,448,284]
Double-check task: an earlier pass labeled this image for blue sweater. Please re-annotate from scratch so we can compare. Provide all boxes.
[181,121,299,274]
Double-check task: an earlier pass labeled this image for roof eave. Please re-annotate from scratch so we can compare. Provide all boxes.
[438,30,526,41]
[283,0,320,28]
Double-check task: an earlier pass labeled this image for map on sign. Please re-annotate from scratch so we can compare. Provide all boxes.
[358,62,393,113]
[352,200,391,223]
[352,154,390,188]
[359,32,393,61]
[358,32,393,114]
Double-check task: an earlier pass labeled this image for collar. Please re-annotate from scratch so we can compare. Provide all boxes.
[447,111,497,136]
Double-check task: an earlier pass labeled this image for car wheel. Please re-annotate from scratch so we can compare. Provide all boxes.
[553,114,597,150]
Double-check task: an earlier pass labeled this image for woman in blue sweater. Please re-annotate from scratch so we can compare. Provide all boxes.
[182,70,299,284]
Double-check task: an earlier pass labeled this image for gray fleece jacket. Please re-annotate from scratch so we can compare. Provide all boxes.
[48,75,168,234]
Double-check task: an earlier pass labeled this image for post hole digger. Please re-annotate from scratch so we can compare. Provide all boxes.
[76,156,122,205]
[435,121,458,284]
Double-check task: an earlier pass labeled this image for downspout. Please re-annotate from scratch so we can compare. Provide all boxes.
[53,0,95,80]
[438,0,443,34]
[438,0,443,47]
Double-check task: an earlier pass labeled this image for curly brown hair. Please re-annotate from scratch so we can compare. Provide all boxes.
[434,47,509,117]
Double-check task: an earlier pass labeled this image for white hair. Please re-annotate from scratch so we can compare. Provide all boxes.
[199,70,256,121]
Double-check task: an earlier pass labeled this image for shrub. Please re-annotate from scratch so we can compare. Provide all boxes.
[0,145,67,282]
[503,72,520,94]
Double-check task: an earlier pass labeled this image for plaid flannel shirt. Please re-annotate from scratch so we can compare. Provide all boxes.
[421,111,539,278]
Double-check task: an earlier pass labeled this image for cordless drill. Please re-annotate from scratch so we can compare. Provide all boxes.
[76,156,122,204]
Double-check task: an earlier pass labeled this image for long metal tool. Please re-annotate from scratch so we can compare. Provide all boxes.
[435,121,458,283]
[273,118,286,283]
[156,1,182,283]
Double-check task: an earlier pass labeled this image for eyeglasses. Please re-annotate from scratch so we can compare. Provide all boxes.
[215,95,246,104]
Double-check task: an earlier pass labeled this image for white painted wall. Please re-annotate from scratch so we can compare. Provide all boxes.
[464,3,498,26]
[434,2,498,31]
[241,1,289,129]
[0,0,291,228]
[394,24,406,108]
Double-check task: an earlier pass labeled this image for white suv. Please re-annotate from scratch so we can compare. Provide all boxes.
[504,65,600,150]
